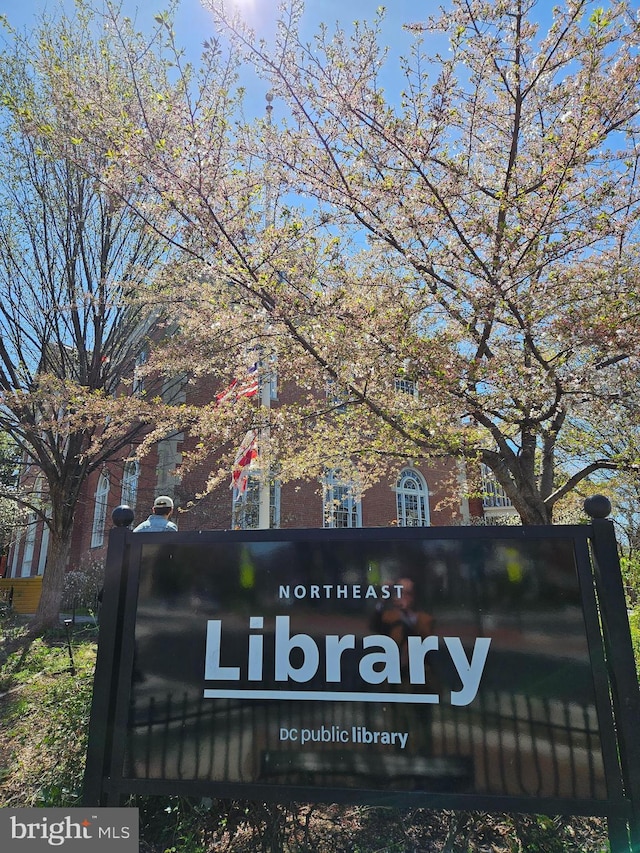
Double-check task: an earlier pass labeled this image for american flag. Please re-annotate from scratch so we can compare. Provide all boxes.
[216,363,259,404]
[235,363,259,398]
[231,429,259,497]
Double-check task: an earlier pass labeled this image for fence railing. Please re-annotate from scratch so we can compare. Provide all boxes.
[125,688,605,801]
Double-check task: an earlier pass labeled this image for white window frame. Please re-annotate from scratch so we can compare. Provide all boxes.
[266,354,278,401]
[323,470,362,528]
[395,468,430,527]
[481,463,513,509]
[394,377,418,397]
[33,476,50,576]
[91,473,110,548]
[269,478,281,528]
[37,518,50,576]
[9,530,21,578]
[21,512,37,576]
[232,474,281,530]
[20,477,46,576]
[121,459,140,511]
[133,347,149,396]
[156,436,182,495]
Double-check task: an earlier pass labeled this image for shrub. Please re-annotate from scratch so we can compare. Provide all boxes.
[61,558,105,611]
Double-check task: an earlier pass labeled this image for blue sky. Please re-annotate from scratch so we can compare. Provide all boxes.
[5,0,420,50]
[4,0,424,121]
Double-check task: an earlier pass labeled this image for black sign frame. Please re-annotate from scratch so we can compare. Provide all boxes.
[83,520,640,853]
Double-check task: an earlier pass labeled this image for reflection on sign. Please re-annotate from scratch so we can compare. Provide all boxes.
[124,535,608,801]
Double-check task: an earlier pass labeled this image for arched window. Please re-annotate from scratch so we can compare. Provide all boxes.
[91,473,110,548]
[121,460,140,511]
[323,469,362,528]
[395,468,430,527]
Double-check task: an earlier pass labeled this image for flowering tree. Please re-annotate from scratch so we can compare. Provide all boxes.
[55,0,640,525]
[197,0,640,523]
[0,9,175,631]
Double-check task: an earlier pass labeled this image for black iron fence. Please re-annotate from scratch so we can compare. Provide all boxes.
[126,688,605,801]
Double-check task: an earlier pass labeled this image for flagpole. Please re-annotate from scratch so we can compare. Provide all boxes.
[257,363,271,529]
[257,92,274,530]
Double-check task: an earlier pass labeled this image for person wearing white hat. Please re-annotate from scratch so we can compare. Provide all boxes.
[132,495,178,532]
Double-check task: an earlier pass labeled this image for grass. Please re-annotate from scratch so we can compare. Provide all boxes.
[0,614,96,808]
[0,613,613,852]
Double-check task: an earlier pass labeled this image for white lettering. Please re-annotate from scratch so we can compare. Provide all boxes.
[445,637,492,706]
[203,617,491,704]
[10,817,27,839]
[407,635,439,685]
[326,634,356,683]
[325,634,356,682]
[280,727,298,741]
[275,615,320,682]
[278,584,405,600]
[10,817,91,846]
[204,620,240,681]
[359,635,401,684]
[248,617,264,681]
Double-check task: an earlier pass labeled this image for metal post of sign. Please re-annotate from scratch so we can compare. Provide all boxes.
[585,497,640,853]
[83,507,133,806]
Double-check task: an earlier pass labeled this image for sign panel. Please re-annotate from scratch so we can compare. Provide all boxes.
[119,531,610,803]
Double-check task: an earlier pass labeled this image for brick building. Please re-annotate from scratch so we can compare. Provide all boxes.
[4,361,516,582]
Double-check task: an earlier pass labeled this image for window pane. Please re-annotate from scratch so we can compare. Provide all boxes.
[323,473,361,528]
[232,476,281,530]
[91,475,110,548]
[396,469,429,527]
[121,461,139,510]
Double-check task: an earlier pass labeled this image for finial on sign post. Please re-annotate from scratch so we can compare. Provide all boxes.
[112,505,135,528]
[583,495,612,519]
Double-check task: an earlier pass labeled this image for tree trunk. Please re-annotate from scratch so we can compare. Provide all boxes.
[483,447,553,525]
[28,529,73,635]
[514,500,553,526]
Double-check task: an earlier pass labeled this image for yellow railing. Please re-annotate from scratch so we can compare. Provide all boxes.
[0,576,43,614]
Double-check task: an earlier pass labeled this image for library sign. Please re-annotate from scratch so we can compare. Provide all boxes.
[83,514,640,853]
